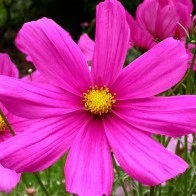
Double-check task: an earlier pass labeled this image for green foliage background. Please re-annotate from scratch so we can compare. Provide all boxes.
[0,0,196,195]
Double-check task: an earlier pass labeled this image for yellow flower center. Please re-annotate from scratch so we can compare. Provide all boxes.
[0,115,6,132]
[83,86,116,116]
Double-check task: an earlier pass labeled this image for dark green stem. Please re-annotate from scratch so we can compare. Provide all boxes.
[164,137,171,147]
[158,185,162,196]
[150,187,155,196]
[138,183,143,196]
[33,173,50,196]
[175,138,181,155]
[188,44,196,72]
[187,174,196,196]
[0,109,15,136]
[86,19,95,35]
[112,154,128,196]
[184,136,188,161]
[183,136,188,195]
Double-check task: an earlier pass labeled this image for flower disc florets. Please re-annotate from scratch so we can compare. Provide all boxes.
[0,115,6,132]
[83,86,116,116]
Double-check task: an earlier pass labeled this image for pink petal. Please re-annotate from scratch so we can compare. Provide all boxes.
[112,38,188,99]
[155,5,179,39]
[177,0,193,13]
[0,76,83,119]
[0,113,37,141]
[114,96,196,137]
[78,33,94,62]
[136,0,193,40]
[126,12,156,50]
[0,53,19,78]
[22,70,48,83]
[65,118,113,196]
[0,112,88,172]
[9,115,37,135]
[91,0,130,87]
[15,35,33,62]
[0,102,8,115]
[104,115,188,186]
[16,17,91,95]
[136,0,159,36]
[175,3,192,38]
[167,135,193,153]
[0,164,21,193]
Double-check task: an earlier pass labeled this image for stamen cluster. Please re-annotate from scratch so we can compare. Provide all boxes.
[83,86,116,116]
[0,115,6,132]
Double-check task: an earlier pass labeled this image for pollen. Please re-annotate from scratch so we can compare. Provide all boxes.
[0,115,6,132]
[83,86,116,116]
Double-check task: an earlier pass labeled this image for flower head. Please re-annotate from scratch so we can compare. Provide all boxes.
[126,11,156,50]
[137,0,193,40]
[0,53,21,193]
[0,53,39,193]
[0,0,196,195]
[83,86,116,116]
[128,0,193,50]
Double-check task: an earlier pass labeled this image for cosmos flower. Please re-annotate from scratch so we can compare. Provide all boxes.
[0,53,41,193]
[126,11,156,50]
[127,0,193,51]
[136,0,193,41]
[0,0,196,195]
[78,33,94,63]
[0,54,21,193]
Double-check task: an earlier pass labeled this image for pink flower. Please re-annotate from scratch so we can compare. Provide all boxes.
[126,11,156,50]
[0,102,22,193]
[0,53,19,78]
[130,0,193,49]
[0,54,21,193]
[78,33,94,63]
[0,0,196,195]
[167,135,193,153]
[0,53,40,193]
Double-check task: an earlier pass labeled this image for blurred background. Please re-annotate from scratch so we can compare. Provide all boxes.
[0,0,195,76]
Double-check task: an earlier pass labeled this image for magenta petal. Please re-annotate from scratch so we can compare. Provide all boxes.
[9,115,37,135]
[136,0,159,36]
[175,3,192,38]
[78,33,94,62]
[0,165,21,193]
[136,0,193,40]
[104,115,188,186]
[0,112,88,172]
[155,5,179,39]
[114,96,196,137]
[91,0,130,86]
[0,113,37,142]
[22,70,48,83]
[112,38,188,99]
[16,17,91,95]
[15,34,33,62]
[126,12,156,50]
[0,53,19,78]
[178,0,193,13]
[0,76,83,119]
[65,119,113,196]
